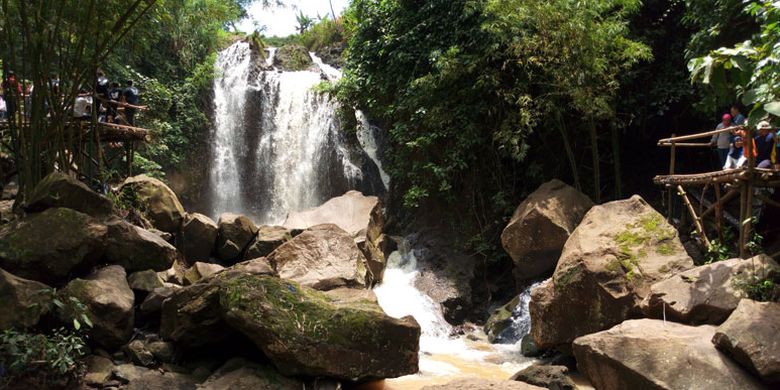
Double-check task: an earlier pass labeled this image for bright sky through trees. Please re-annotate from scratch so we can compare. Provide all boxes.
[238,0,350,36]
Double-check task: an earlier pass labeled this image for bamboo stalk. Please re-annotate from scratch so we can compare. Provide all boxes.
[658,125,745,144]
[677,185,711,248]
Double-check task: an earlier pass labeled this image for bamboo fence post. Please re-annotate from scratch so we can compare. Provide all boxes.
[677,185,710,248]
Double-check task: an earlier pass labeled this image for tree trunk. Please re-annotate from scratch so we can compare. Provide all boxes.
[590,120,601,203]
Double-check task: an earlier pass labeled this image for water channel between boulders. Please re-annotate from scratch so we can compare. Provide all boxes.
[374,241,535,389]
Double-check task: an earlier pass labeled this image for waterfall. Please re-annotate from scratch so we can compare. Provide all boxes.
[491,281,543,344]
[210,42,253,216]
[208,42,381,224]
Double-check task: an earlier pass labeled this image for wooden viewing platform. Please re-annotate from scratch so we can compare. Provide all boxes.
[0,116,150,180]
[655,125,780,258]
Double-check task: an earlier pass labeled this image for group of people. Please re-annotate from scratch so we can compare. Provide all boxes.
[711,105,778,170]
[0,70,141,126]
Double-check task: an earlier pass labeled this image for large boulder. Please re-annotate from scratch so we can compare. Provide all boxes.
[267,224,367,290]
[284,190,380,235]
[530,196,693,349]
[219,274,420,381]
[199,358,302,390]
[712,299,780,384]
[572,319,764,390]
[104,219,179,273]
[216,213,258,262]
[284,191,387,284]
[60,265,134,349]
[0,268,51,329]
[119,175,185,233]
[421,379,545,389]
[0,208,107,285]
[160,278,226,348]
[243,225,293,260]
[179,212,218,263]
[25,172,113,218]
[640,254,780,324]
[502,180,593,282]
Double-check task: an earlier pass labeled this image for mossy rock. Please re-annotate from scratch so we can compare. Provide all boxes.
[219,274,420,381]
[0,208,107,285]
[25,172,113,218]
[485,295,520,343]
[119,175,185,233]
[273,44,313,71]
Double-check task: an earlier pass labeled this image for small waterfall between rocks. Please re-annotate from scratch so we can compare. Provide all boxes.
[491,281,543,344]
[209,42,383,224]
[374,239,533,389]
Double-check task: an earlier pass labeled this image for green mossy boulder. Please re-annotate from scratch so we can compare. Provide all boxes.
[25,172,113,218]
[220,274,420,381]
[0,208,107,285]
[485,295,520,343]
[119,175,186,233]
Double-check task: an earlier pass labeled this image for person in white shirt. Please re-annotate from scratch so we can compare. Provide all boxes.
[73,94,92,119]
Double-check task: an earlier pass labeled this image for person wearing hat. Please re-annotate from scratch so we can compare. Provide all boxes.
[711,113,733,167]
[724,135,747,169]
[755,120,775,168]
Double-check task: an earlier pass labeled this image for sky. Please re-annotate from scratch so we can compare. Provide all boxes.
[237,0,351,37]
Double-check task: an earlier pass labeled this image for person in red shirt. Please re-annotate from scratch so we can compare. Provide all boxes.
[1,71,22,120]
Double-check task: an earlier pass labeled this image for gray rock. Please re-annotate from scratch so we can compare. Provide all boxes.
[530,196,693,349]
[197,358,301,389]
[25,172,113,218]
[104,219,179,273]
[641,254,780,324]
[511,364,576,390]
[180,213,218,263]
[0,208,107,285]
[502,179,593,282]
[128,269,165,293]
[123,339,155,367]
[573,319,764,390]
[0,268,51,329]
[216,213,257,262]
[112,364,197,390]
[60,265,134,348]
[712,299,780,384]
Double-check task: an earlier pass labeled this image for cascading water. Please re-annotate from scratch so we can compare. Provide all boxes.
[208,42,382,224]
[375,239,534,389]
[491,281,543,344]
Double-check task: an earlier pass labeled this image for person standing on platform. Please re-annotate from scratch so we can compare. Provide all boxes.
[711,113,733,167]
[123,80,139,126]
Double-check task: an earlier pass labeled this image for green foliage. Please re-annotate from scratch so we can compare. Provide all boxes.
[689,1,778,123]
[733,273,779,302]
[0,328,88,387]
[300,17,346,52]
[338,0,649,214]
[0,289,92,388]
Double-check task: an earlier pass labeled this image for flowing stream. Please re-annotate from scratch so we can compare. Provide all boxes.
[374,240,534,389]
